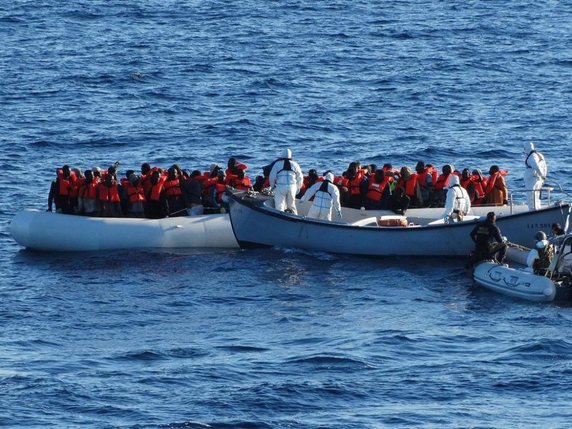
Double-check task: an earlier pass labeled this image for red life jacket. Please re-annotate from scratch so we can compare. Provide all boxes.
[434,173,451,191]
[396,174,419,198]
[418,166,436,189]
[148,178,165,201]
[485,172,501,195]
[163,178,182,197]
[471,176,486,200]
[123,182,145,203]
[214,182,226,203]
[79,181,98,199]
[366,177,388,201]
[229,177,252,191]
[57,170,76,196]
[98,182,121,202]
[347,171,364,196]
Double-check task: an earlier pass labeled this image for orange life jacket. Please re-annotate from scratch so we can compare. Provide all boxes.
[228,176,252,191]
[434,173,451,191]
[123,182,145,203]
[163,178,182,198]
[214,182,226,203]
[396,174,419,198]
[79,181,98,200]
[366,177,388,201]
[347,171,364,196]
[57,170,76,196]
[98,182,121,202]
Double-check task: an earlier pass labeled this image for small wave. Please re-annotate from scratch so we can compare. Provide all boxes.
[216,345,269,353]
[112,350,166,361]
[162,421,272,429]
[286,354,373,370]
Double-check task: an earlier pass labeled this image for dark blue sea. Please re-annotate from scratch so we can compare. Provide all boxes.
[2,1,572,428]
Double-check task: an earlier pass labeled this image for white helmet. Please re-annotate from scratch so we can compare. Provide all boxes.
[523,142,534,154]
[282,148,292,159]
[448,175,460,187]
[325,172,334,182]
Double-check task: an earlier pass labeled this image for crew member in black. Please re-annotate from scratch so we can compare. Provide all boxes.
[468,211,507,266]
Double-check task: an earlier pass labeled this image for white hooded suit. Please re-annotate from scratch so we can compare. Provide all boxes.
[269,148,304,214]
[442,175,471,223]
[300,172,341,221]
[523,142,547,211]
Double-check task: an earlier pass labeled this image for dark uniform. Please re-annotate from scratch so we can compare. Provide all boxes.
[469,212,507,265]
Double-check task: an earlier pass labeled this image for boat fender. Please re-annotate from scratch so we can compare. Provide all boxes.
[543,287,554,297]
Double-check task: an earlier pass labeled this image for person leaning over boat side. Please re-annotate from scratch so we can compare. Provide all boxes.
[523,142,547,211]
[442,175,471,223]
[469,211,507,265]
[525,231,555,275]
[269,148,304,214]
[299,172,341,221]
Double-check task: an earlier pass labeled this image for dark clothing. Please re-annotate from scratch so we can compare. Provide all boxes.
[181,178,203,206]
[469,219,506,263]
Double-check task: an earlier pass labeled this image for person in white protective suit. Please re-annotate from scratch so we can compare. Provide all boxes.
[523,142,547,211]
[269,148,304,214]
[299,172,342,221]
[442,174,471,223]
[525,231,555,275]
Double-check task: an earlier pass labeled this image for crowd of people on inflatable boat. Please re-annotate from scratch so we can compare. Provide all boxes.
[47,143,546,221]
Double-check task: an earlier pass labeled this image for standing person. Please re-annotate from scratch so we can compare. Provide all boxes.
[269,148,303,214]
[442,175,471,223]
[469,211,507,265]
[523,142,547,211]
[299,172,342,221]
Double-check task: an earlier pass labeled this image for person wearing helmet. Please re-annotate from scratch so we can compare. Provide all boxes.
[269,148,304,214]
[526,231,555,275]
[442,174,471,223]
[299,171,342,221]
[523,142,547,210]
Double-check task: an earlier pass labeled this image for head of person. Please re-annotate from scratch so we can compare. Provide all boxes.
[210,164,220,178]
[448,175,460,187]
[374,169,385,181]
[227,157,236,169]
[141,163,151,175]
[217,170,225,182]
[84,169,94,182]
[167,166,177,180]
[461,168,470,181]
[282,148,292,159]
[523,142,535,155]
[325,172,334,183]
[62,165,70,178]
[368,164,377,174]
[383,163,392,171]
[182,169,190,179]
[472,169,483,181]
[71,167,82,179]
[489,165,500,176]
[191,170,202,178]
[415,161,425,174]
[125,169,134,179]
[150,170,160,185]
[535,231,548,249]
[552,223,564,235]
[400,166,412,180]
[108,166,117,179]
[129,173,140,186]
[442,164,452,175]
[486,211,496,223]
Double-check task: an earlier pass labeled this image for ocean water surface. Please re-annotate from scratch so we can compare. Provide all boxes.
[1,1,572,427]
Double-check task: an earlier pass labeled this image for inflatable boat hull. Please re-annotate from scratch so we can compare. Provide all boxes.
[10,210,238,251]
